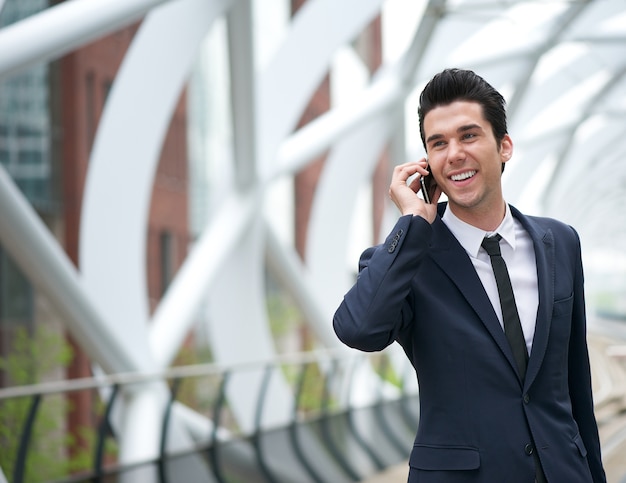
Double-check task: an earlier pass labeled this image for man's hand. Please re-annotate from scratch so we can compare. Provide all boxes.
[389,160,441,223]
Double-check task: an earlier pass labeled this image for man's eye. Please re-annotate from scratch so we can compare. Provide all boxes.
[463,133,476,140]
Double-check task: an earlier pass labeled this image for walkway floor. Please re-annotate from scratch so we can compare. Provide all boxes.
[362,463,407,482]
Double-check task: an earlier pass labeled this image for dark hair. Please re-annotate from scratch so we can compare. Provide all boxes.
[418,68,508,150]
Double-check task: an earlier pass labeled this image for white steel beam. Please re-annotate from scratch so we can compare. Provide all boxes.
[270,73,400,181]
[149,189,258,367]
[81,0,231,371]
[0,0,173,79]
[265,223,341,348]
[0,165,141,374]
[227,0,257,189]
[78,0,231,469]
[256,0,384,173]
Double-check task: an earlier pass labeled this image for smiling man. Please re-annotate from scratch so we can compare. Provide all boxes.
[333,69,606,482]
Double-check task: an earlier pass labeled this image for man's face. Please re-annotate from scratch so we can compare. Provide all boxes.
[423,100,513,227]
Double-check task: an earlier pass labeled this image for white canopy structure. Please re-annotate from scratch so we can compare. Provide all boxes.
[0,0,625,478]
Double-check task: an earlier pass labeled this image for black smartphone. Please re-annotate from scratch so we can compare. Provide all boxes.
[420,165,436,204]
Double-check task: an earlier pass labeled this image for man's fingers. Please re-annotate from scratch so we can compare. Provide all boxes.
[408,176,422,193]
[392,160,429,182]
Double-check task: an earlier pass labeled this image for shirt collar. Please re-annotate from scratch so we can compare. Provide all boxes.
[442,202,516,258]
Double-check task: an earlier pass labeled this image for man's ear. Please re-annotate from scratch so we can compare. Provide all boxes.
[500,134,513,163]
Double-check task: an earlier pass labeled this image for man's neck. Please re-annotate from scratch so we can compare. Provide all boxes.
[447,200,507,232]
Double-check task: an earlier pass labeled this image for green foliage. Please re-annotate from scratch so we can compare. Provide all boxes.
[0,325,96,482]
[372,353,402,389]
[171,344,204,410]
[266,291,300,338]
[0,325,73,386]
[296,362,327,413]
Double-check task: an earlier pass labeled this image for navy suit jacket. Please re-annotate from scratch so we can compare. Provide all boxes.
[333,203,606,482]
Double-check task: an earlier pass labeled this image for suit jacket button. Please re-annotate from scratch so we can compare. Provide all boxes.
[523,393,530,404]
[524,443,534,455]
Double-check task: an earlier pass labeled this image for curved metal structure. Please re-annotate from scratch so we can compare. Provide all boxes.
[0,349,420,483]
[0,0,625,479]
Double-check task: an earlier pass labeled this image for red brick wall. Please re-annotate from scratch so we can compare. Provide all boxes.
[146,92,190,311]
[60,27,140,268]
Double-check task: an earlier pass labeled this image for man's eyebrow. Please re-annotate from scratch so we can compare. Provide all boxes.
[425,133,443,144]
[458,123,482,133]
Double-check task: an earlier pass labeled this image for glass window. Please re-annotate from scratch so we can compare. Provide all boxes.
[0,248,33,327]
[160,231,176,296]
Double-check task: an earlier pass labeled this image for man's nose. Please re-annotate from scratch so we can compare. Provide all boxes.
[447,140,465,162]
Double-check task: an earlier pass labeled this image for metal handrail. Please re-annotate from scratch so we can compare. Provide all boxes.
[320,358,361,481]
[0,348,419,483]
[159,379,180,483]
[13,394,41,483]
[251,364,279,483]
[0,349,352,401]
[345,356,387,472]
[373,356,414,456]
[3,325,625,482]
[289,362,326,483]
[93,384,119,481]
[208,370,229,483]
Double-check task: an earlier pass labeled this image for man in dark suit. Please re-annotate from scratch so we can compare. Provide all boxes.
[333,68,606,482]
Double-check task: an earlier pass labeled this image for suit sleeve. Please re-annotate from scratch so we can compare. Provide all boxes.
[567,226,606,482]
[333,214,432,352]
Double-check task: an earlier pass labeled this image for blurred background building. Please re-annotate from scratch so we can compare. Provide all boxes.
[1,0,626,481]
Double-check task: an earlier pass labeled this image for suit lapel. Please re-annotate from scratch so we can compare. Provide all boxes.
[511,206,555,390]
[429,205,555,387]
[430,217,519,377]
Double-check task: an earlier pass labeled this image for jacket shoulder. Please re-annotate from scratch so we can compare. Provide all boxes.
[511,205,579,240]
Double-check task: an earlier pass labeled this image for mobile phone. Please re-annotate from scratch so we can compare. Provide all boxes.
[420,165,436,204]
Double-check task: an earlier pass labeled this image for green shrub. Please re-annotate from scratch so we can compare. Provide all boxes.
[0,325,96,482]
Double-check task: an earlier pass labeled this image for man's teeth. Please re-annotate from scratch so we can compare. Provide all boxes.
[451,170,476,181]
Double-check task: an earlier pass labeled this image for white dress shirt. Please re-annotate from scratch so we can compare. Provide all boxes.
[442,203,539,355]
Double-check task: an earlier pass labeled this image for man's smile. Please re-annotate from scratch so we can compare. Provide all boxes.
[450,170,477,182]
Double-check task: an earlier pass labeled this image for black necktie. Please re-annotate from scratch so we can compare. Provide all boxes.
[481,234,528,380]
